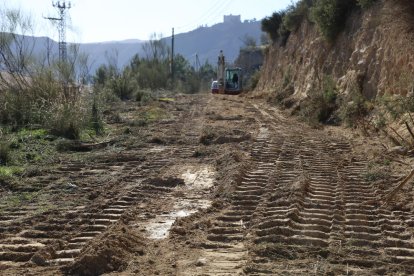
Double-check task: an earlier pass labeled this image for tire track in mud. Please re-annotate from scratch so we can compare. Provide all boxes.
[0,95,209,270]
[181,126,280,276]
[246,104,414,275]
[0,153,173,268]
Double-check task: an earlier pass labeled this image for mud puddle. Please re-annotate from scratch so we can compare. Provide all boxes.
[146,198,211,239]
[145,165,215,239]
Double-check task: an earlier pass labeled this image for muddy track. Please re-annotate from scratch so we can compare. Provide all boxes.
[1,95,414,275]
[245,104,414,275]
[0,95,209,271]
[179,100,414,275]
[0,151,173,268]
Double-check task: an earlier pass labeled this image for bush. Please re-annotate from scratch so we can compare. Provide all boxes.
[47,103,87,140]
[0,69,62,128]
[261,12,284,42]
[311,0,356,41]
[135,89,152,104]
[283,0,312,32]
[91,97,104,136]
[299,75,338,125]
[249,70,261,91]
[0,142,11,165]
[269,67,295,107]
[339,90,370,127]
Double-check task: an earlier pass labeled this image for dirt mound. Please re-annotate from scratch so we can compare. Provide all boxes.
[66,223,145,276]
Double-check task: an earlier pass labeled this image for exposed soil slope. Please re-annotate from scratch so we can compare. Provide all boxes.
[256,0,414,101]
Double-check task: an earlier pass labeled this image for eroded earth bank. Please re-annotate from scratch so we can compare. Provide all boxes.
[1,93,414,275]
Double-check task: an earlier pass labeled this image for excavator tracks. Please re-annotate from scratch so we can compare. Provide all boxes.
[1,95,413,275]
[182,102,414,275]
[0,95,210,272]
[244,105,414,275]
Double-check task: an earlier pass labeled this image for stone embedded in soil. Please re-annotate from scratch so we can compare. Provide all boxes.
[195,257,207,266]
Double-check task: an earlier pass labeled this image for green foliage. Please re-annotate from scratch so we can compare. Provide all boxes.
[135,89,152,103]
[91,97,104,136]
[270,67,295,107]
[311,0,356,41]
[261,12,284,42]
[46,103,87,140]
[0,166,23,177]
[0,142,11,165]
[249,70,261,90]
[283,0,312,32]
[364,162,389,182]
[94,36,215,98]
[339,90,370,127]
[0,69,62,128]
[299,75,338,125]
[241,34,257,48]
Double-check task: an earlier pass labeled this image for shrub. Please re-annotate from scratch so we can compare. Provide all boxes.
[299,75,338,125]
[91,97,104,136]
[47,103,86,140]
[249,70,261,91]
[269,67,295,107]
[111,71,135,100]
[311,0,356,41]
[283,0,312,32]
[135,89,152,104]
[339,90,370,127]
[0,142,11,165]
[0,69,62,128]
[261,12,284,42]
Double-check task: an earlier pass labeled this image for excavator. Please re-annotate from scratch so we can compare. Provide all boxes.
[211,50,242,95]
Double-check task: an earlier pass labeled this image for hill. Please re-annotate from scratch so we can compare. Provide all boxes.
[13,16,262,75]
[164,19,262,66]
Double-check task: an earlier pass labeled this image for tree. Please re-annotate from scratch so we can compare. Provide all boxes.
[0,7,35,91]
[240,34,257,48]
[261,11,284,42]
[141,33,169,62]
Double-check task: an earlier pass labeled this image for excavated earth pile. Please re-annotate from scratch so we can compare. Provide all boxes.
[0,94,413,275]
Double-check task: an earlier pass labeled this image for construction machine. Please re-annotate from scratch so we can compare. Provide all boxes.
[211,50,242,95]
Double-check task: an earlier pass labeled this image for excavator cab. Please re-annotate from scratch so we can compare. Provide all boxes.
[225,68,242,95]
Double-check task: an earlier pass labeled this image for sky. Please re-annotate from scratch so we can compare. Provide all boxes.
[4,0,296,43]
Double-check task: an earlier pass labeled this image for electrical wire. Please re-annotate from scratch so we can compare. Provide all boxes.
[176,0,232,33]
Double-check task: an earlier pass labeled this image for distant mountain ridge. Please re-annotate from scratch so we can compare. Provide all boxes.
[165,19,262,66]
[9,17,262,75]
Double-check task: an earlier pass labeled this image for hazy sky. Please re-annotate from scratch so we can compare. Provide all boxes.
[5,0,296,43]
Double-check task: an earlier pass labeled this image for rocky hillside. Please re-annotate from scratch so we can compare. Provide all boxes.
[256,0,414,105]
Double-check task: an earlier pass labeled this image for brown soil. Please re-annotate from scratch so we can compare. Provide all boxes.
[1,93,414,275]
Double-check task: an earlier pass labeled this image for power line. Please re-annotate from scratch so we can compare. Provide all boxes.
[176,0,222,31]
[176,0,232,33]
[44,1,71,62]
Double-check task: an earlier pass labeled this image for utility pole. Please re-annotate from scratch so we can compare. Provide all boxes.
[195,53,201,72]
[45,1,71,63]
[171,27,175,82]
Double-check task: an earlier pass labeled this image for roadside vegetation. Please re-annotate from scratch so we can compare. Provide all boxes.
[261,0,378,44]
[0,5,215,188]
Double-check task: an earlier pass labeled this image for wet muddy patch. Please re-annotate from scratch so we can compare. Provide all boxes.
[146,199,211,240]
[144,165,215,239]
[181,165,215,189]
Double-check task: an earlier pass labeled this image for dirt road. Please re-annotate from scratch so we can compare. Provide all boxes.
[0,94,413,275]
